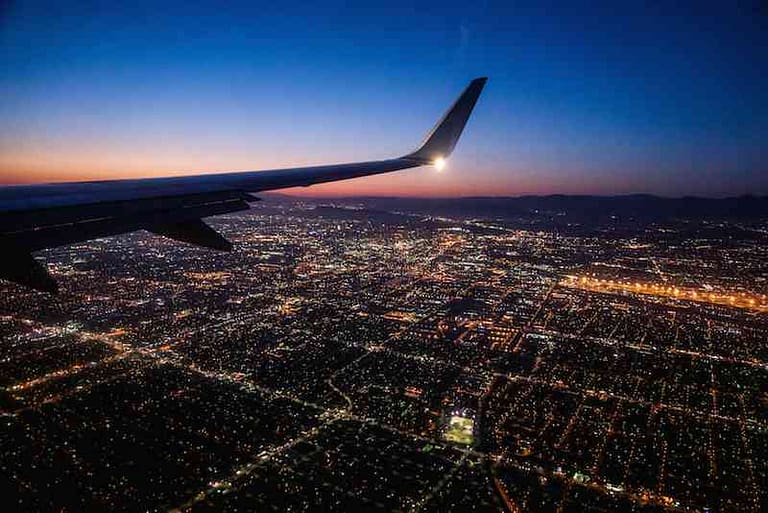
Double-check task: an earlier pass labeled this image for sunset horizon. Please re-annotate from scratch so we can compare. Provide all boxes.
[2,3,765,198]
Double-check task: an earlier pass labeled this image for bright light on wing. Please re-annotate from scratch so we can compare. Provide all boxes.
[434,157,446,171]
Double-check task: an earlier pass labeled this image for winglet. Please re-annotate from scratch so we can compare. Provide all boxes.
[405,77,487,164]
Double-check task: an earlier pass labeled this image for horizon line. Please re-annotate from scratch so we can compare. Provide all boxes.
[264,192,768,201]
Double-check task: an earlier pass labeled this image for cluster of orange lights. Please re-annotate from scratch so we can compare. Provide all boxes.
[562,275,767,312]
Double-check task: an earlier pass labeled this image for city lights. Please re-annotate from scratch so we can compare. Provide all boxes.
[0,199,764,512]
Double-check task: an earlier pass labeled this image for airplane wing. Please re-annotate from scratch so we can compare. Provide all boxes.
[0,77,487,292]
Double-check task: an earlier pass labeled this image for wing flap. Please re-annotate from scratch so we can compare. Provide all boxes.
[150,219,232,251]
[0,190,255,233]
[4,195,251,252]
[1,250,58,294]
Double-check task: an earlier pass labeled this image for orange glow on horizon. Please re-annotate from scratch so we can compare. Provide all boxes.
[0,146,662,197]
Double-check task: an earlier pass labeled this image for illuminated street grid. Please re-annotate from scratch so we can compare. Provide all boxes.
[0,200,766,512]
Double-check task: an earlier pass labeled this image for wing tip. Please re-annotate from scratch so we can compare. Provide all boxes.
[406,76,487,163]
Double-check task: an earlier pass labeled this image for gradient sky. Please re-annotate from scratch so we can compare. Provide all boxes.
[1,1,766,197]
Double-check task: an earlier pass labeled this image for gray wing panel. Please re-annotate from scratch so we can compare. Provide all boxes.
[0,158,420,217]
[0,157,421,254]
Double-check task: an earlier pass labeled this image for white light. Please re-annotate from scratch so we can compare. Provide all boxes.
[434,157,446,171]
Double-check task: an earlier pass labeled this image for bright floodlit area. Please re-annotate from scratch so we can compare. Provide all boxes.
[443,415,475,445]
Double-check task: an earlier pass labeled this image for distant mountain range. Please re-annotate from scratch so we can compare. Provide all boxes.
[266,194,768,222]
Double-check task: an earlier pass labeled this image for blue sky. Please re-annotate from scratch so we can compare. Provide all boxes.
[1,1,766,196]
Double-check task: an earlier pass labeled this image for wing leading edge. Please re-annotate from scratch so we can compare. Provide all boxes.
[0,77,487,292]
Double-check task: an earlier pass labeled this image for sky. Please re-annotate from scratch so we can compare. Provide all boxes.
[1,1,766,197]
